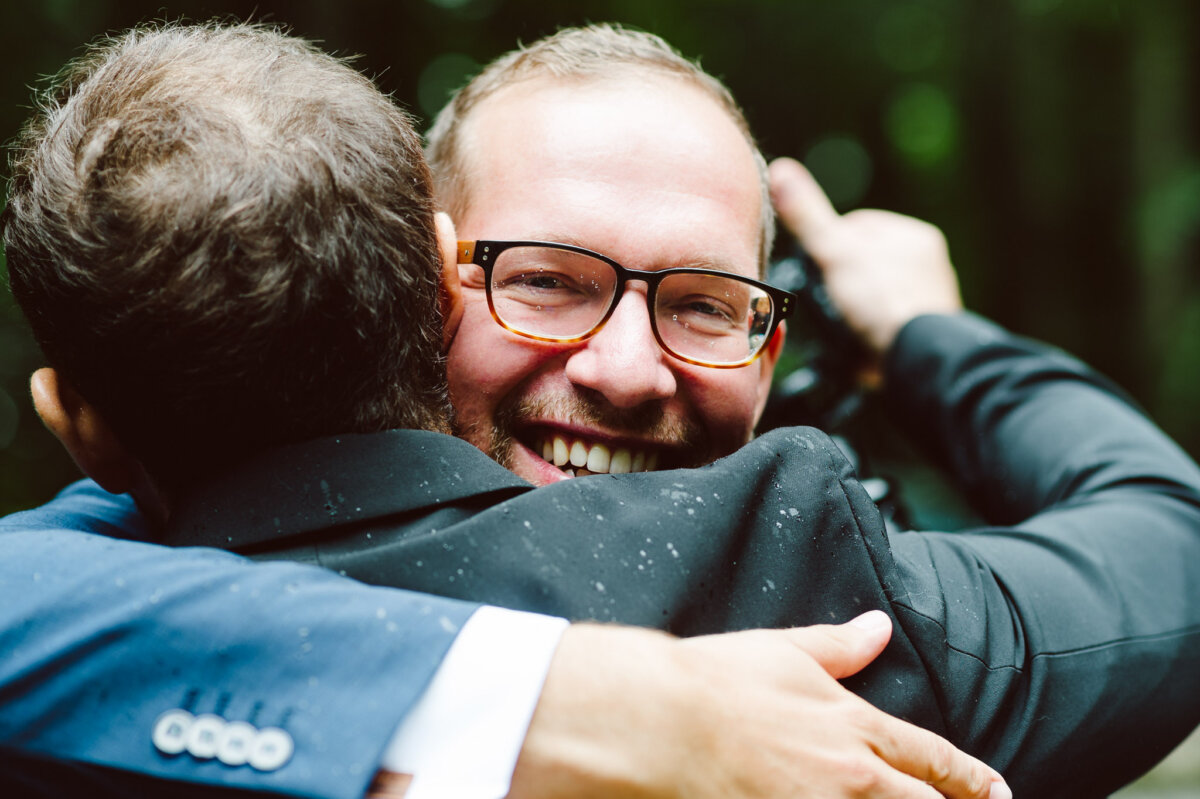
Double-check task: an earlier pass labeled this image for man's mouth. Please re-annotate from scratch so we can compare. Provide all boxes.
[530,432,660,477]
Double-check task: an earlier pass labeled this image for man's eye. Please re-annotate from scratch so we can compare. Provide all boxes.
[674,296,737,322]
[516,274,569,290]
[685,300,730,318]
[495,271,592,302]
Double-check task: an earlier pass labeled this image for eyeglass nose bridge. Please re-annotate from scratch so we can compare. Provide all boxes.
[575,267,659,349]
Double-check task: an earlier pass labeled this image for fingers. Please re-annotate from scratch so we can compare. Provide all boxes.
[781,610,893,679]
[858,772,1004,799]
[871,715,1011,799]
[768,156,840,247]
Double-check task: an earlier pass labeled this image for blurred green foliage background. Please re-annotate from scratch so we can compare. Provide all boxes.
[1,0,1198,791]
[5,0,1200,513]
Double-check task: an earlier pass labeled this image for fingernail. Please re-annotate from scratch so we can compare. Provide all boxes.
[989,779,1012,799]
[848,610,890,631]
[768,163,792,195]
[769,177,788,204]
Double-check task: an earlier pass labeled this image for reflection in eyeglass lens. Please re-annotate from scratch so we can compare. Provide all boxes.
[656,273,771,364]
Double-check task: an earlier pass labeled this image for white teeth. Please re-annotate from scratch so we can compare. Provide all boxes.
[535,435,656,475]
[569,440,589,468]
[586,443,611,473]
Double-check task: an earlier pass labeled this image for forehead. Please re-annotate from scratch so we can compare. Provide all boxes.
[457,74,763,277]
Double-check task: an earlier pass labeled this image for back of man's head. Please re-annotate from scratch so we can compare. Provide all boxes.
[3,22,450,495]
[425,23,775,270]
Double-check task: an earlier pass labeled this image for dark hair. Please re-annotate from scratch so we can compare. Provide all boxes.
[3,22,450,493]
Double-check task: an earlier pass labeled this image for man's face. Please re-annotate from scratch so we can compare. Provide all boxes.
[446,75,781,486]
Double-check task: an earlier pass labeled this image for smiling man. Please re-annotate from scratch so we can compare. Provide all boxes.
[439,79,777,483]
[429,31,783,484]
[415,24,1200,793]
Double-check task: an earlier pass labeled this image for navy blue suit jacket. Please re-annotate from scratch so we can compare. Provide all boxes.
[0,485,478,798]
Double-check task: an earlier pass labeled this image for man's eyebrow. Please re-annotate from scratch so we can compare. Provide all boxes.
[671,257,741,271]
[517,232,590,249]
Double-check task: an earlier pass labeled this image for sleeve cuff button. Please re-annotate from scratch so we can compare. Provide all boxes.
[151,709,194,756]
[249,727,295,772]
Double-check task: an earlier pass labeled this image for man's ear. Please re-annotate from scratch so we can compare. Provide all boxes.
[435,212,464,350]
[751,321,787,427]
[30,368,142,495]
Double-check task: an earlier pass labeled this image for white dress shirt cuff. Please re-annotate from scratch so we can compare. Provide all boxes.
[380,605,570,799]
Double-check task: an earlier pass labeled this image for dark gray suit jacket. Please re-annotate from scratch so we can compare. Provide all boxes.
[164,313,1200,797]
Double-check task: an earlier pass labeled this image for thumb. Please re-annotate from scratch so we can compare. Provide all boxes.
[784,610,893,679]
[768,157,840,249]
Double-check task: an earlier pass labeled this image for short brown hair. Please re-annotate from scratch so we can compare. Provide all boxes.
[425,23,775,272]
[3,22,450,493]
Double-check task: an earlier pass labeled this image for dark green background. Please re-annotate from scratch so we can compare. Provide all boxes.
[5,0,1200,513]
[1,0,1198,791]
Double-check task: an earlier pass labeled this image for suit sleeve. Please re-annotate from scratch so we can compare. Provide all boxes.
[0,482,480,798]
[880,313,1200,795]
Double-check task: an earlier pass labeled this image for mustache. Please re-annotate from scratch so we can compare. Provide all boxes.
[503,391,702,446]
[485,388,713,470]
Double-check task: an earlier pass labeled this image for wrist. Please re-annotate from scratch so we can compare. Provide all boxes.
[508,624,700,799]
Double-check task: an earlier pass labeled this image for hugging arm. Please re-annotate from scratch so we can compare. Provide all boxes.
[2,486,1004,798]
[882,312,1200,796]
[772,156,1200,795]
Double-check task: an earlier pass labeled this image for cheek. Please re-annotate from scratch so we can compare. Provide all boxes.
[446,299,560,421]
[686,367,765,446]
[447,307,512,418]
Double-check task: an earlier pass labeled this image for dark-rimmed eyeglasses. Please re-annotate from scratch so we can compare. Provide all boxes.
[458,240,795,368]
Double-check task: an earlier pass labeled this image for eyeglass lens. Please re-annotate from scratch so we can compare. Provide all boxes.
[488,246,775,365]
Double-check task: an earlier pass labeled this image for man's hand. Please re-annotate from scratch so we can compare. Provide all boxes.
[507,613,1010,799]
[769,157,963,356]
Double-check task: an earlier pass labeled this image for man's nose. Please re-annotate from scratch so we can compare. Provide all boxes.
[563,291,677,408]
